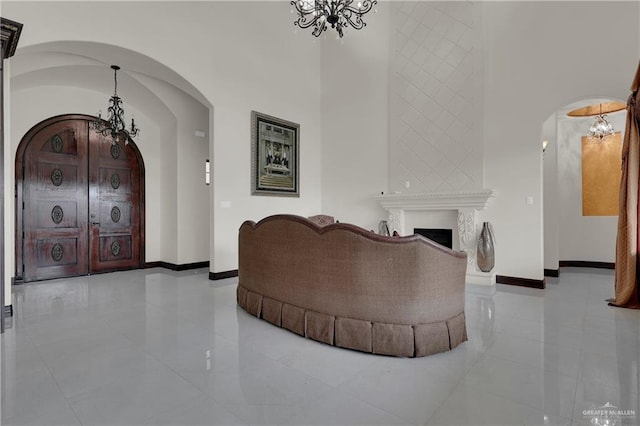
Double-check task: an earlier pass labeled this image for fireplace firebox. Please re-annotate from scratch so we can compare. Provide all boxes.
[414,228,453,249]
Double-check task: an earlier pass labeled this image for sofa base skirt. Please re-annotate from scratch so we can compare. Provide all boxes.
[236,284,467,358]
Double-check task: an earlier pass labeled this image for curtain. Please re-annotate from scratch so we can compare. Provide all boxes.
[611,60,640,308]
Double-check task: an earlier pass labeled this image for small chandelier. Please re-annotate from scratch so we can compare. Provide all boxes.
[93,65,140,144]
[567,101,626,142]
[588,113,615,140]
[291,0,377,38]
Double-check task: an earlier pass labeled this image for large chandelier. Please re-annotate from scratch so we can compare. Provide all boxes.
[93,65,140,144]
[291,0,377,38]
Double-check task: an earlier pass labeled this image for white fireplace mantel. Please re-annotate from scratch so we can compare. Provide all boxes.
[374,190,496,294]
[375,190,494,211]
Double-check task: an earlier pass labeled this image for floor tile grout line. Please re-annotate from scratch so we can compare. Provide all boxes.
[22,330,85,426]
[454,378,573,424]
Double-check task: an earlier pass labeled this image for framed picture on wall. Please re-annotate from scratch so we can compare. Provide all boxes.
[251,111,300,196]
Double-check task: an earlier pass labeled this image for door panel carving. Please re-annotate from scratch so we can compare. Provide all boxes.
[36,238,78,267]
[99,235,132,262]
[36,200,78,228]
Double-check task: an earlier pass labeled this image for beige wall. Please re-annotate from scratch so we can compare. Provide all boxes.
[480,1,638,279]
[320,2,390,228]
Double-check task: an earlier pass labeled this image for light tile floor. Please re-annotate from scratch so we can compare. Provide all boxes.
[1,267,639,425]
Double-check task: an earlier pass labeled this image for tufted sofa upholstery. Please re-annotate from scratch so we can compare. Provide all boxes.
[237,214,468,357]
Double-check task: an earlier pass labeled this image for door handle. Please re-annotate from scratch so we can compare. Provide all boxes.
[92,222,100,225]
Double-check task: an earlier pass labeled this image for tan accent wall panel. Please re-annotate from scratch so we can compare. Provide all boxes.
[582,133,622,216]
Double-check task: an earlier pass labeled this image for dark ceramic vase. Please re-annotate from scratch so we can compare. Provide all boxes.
[477,222,495,273]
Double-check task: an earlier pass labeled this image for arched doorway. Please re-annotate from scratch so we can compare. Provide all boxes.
[15,114,145,282]
[542,98,626,275]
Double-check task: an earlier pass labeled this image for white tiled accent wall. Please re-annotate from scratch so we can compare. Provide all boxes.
[390,1,483,194]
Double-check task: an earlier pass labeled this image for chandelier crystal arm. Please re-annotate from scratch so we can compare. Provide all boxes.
[291,1,321,29]
[341,0,375,30]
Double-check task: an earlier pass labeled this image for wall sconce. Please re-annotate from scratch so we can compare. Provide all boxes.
[542,140,549,153]
[205,159,210,185]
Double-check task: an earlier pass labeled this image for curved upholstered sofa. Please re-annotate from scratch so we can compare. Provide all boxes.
[237,214,468,357]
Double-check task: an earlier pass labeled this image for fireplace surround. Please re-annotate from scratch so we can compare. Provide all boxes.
[375,190,496,294]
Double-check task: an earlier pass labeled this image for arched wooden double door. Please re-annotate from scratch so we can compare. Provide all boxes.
[16,114,145,282]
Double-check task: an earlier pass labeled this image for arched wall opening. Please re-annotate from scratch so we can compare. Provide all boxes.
[542,97,627,274]
[6,41,213,289]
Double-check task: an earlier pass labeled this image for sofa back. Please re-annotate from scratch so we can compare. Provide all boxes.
[239,215,467,326]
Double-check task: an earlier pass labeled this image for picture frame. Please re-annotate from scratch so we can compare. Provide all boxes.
[251,111,300,197]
